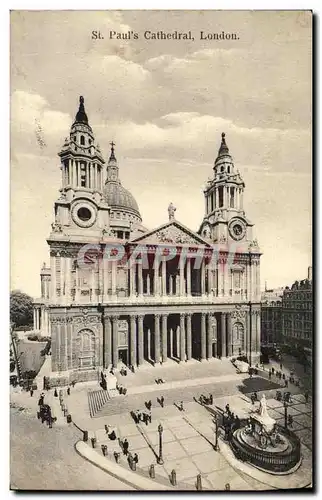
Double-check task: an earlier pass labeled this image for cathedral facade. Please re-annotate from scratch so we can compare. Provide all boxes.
[33,97,262,384]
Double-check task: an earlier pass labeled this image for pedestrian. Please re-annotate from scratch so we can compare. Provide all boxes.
[67,387,70,396]
[148,410,152,423]
[179,401,184,411]
[250,394,255,405]
[54,388,58,397]
[209,394,213,405]
[30,389,34,397]
[225,404,230,414]
[105,424,109,434]
[280,363,283,370]
[38,396,44,406]
[123,438,129,455]
[160,396,164,408]
[269,370,272,380]
[138,411,142,422]
[133,453,139,464]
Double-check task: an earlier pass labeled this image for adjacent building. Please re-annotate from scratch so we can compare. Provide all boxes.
[282,267,313,353]
[33,96,262,384]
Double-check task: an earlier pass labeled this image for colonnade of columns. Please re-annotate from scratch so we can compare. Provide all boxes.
[33,306,51,336]
[48,253,260,304]
[206,185,244,214]
[62,159,103,191]
[104,311,221,369]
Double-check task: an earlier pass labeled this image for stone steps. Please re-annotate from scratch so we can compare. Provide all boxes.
[88,390,110,418]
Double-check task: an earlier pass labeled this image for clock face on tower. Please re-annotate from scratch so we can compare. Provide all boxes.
[71,201,97,228]
[228,218,246,241]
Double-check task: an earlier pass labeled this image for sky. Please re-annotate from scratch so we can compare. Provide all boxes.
[10,10,312,298]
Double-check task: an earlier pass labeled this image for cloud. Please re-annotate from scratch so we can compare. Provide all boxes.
[11,90,71,137]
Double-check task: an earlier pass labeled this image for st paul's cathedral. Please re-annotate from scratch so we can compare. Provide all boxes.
[33,97,262,384]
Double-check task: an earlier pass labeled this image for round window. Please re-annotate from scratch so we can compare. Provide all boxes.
[77,207,92,222]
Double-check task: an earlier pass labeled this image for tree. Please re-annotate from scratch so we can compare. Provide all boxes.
[10,290,34,328]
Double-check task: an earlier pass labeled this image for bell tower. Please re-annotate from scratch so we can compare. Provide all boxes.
[199,132,255,247]
[50,96,110,240]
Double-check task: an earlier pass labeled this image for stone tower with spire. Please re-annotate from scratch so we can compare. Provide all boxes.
[50,96,110,243]
[199,132,257,249]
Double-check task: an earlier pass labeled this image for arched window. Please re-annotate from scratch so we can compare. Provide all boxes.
[80,135,85,146]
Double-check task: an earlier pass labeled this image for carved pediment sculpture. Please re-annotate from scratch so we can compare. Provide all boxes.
[51,222,63,233]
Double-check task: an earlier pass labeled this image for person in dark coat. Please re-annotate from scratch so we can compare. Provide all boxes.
[225,404,230,414]
[30,389,34,397]
[133,453,139,464]
[67,387,70,396]
[123,438,129,455]
[160,396,165,408]
[54,388,58,397]
[109,429,116,440]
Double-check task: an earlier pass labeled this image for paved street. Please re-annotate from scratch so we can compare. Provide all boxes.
[10,408,133,490]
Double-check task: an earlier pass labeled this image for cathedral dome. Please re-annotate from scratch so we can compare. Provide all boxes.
[104,181,141,216]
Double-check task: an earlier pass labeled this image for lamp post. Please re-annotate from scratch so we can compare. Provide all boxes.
[284,401,288,429]
[214,415,219,451]
[157,423,164,464]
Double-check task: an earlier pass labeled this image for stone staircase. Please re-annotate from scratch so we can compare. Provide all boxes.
[88,389,110,418]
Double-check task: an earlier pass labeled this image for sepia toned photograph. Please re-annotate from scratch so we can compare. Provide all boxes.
[10,10,313,491]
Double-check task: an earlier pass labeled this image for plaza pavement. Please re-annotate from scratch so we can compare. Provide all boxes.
[10,358,313,491]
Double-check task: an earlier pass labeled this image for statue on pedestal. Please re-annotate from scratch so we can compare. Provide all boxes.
[168,202,176,221]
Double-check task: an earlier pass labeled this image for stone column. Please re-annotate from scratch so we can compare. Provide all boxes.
[224,260,229,297]
[161,261,167,296]
[179,258,185,296]
[105,316,112,367]
[75,264,80,302]
[180,313,186,362]
[201,313,206,360]
[186,313,192,360]
[207,314,213,359]
[33,308,37,331]
[102,256,108,300]
[187,259,191,295]
[65,256,71,302]
[153,256,159,295]
[213,315,218,357]
[147,329,151,360]
[227,313,233,356]
[138,314,144,366]
[130,315,137,366]
[201,260,206,295]
[161,314,168,362]
[154,314,161,364]
[221,312,227,357]
[138,261,143,296]
[248,259,252,301]
[91,265,96,303]
[175,275,180,296]
[112,316,119,368]
[169,275,173,295]
[169,329,173,358]
[256,310,261,354]
[146,273,150,295]
[111,260,117,296]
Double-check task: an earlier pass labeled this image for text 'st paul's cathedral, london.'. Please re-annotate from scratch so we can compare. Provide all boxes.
[34,97,262,384]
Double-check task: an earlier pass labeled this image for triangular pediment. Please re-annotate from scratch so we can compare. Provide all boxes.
[131,220,211,246]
